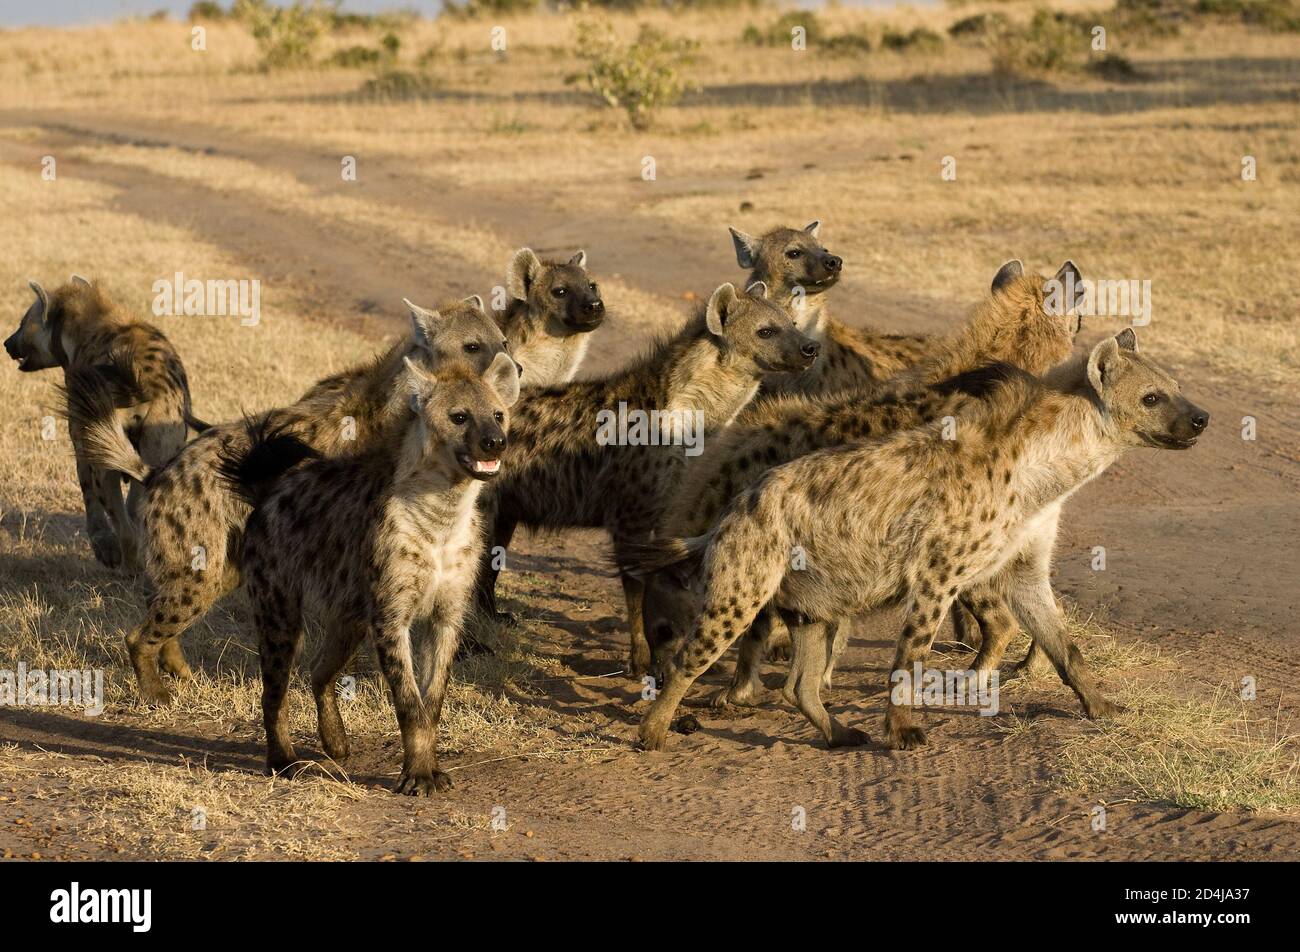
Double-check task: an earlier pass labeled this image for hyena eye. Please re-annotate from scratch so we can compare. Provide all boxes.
[450,412,469,425]
[464,342,481,353]
[785,249,802,259]
[494,411,504,423]
[1142,392,1162,407]
[589,283,598,293]
[551,287,567,298]
[756,327,777,339]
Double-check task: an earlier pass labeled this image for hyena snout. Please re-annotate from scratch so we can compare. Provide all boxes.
[1175,401,1210,443]
[566,293,605,330]
[459,424,507,479]
[2,331,19,361]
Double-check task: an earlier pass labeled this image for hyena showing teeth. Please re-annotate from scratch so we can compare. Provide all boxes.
[4,276,206,572]
[82,296,512,705]
[219,353,521,795]
[474,281,818,674]
[643,260,1086,706]
[629,329,1208,752]
[495,248,605,386]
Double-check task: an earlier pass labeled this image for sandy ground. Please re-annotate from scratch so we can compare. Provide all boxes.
[0,110,1297,861]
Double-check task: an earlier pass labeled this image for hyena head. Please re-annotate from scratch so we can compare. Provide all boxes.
[5,276,94,373]
[642,565,699,673]
[403,295,520,377]
[404,351,522,480]
[506,247,605,333]
[728,221,842,305]
[978,259,1087,374]
[1086,329,1209,450]
[706,281,819,374]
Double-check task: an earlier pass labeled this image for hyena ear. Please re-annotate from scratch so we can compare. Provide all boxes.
[728,227,759,270]
[706,283,738,336]
[27,281,49,320]
[462,294,485,311]
[744,280,769,300]
[1053,260,1086,311]
[803,220,821,238]
[402,355,435,408]
[507,247,543,300]
[70,273,92,288]
[1115,327,1139,352]
[403,298,442,353]
[486,350,521,407]
[1086,336,1124,399]
[568,250,587,269]
[990,259,1023,293]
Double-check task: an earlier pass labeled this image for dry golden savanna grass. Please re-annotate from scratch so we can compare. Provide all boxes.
[0,3,1297,854]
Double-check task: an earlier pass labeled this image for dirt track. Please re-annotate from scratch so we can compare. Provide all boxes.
[1,112,1297,860]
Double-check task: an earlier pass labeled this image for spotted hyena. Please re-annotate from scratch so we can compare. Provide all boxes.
[5,276,206,571]
[220,353,520,795]
[630,329,1208,751]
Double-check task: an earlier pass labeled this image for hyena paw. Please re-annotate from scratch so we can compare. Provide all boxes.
[885,721,928,750]
[638,722,669,752]
[672,714,700,735]
[136,680,174,707]
[88,532,122,569]
[827,726,871,749]
[321,734,350,762]
[396,770,453,797]
[1086,697,1126,720]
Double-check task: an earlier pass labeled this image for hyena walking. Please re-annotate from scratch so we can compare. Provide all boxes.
[495,248,605,385]
[221,354,520,794]
[84,297,513,704]
[475,282,818,673]
[4,277,206,571]
[632,330,1208,751]
[728,221,931,394]
[645,260,1086,702]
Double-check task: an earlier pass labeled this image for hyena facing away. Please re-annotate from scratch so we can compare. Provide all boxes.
[85,297,513,704]
[496,248,605,385]
[644,260,1087,701]
[632,330,1208,752]
[729,221,931,395]
[221,354,521,794]
[475,281,818,674]
[4,277,206,571]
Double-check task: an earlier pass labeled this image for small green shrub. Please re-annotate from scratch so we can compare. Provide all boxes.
[823,31,873,55]
[568,20,697,130]
[880,26,945,52]
[188,1,229,19]
[741,11,823,47]
[358,69,439,100]
[233,0,332,70]
[948,11,1010,37]
[986,9,1087,77]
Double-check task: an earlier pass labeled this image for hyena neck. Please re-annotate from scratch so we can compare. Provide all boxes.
[517,328,591,386]
[664,340,762,431]
[1005,389,1123,510]
[390,428,481,525]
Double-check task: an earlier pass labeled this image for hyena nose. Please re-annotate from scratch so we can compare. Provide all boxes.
[800,341,820,360]
[824,255,842,273]
[481,434,506,454]
[586,299,604,314]
[1190,408,1209,431]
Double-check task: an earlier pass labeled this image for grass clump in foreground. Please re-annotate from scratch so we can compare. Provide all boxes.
[1059,685,1300,813]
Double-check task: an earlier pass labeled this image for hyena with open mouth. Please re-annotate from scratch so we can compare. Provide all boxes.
[629,329,1208,752]
[82,296,513,704]
[220,353,520,795]
[5,276,206,571]
[475,281,818,674]
[643,261,1087,704]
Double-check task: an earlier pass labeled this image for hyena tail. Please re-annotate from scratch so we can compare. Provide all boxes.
[215,415,319,509]
[183,408,213,433]
[619,533,711,583]
[58,359,151,483]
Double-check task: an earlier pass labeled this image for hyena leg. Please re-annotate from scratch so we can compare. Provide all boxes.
[621,574,652,677]
[126,563,230,703]
[950,601,982,649]
[92,468,140,572]
[821,617,849,690]
[1013,641,1052,677]
[765,611,792,662]
[311,620,367,763]
[414,607,463,790]
[74,446,118,568]
[710,608,774,708]
[883,591,957,750]
[964,584,1023,674]
[372,624,445,796]
[780,614,868,749]
[473,510,518,622]
[1008,569,1121,719]
[257,606,306,778]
